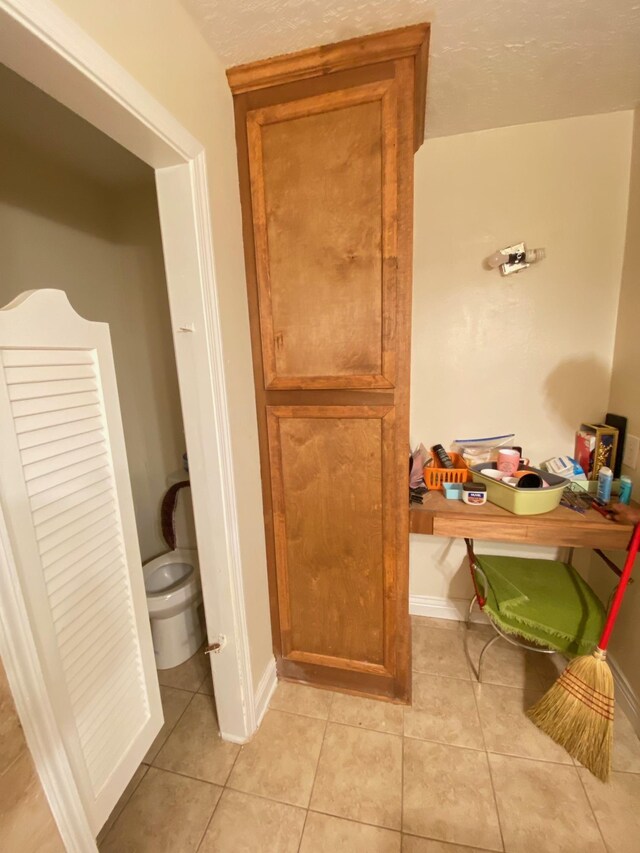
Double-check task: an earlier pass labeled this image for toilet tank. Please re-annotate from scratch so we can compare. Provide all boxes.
[166,472,197,550]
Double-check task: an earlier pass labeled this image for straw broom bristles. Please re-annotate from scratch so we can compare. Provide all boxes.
[527,647,613,782]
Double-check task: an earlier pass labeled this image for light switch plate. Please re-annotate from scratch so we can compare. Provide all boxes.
[623,434,639,470]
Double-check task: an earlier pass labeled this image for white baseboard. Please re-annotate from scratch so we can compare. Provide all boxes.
[609,653,640,737]
[254,656,277,727]
[220,656,277,744]
[409,594,487,624]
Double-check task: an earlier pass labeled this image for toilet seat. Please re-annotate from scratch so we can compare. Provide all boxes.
[143,548,201,619]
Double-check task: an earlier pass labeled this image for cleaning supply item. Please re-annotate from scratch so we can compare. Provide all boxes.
[527,523,640,781]
[596,466,613,504]
[619,475,633,505]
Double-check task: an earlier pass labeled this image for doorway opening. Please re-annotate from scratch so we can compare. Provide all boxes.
[0,2,272,846]
[0,60,221,831]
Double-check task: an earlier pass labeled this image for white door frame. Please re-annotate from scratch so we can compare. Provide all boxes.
[0,1,262,849]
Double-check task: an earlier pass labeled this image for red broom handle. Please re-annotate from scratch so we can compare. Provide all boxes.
[599,523,640,651]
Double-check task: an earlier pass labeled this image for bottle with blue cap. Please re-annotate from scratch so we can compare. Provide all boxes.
[597,467,613,504]
[619,475,633,505]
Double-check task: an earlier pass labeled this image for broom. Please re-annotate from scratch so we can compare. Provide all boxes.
[527,522,640,781]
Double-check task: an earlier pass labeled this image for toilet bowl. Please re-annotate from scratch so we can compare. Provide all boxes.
[143,548,204,669]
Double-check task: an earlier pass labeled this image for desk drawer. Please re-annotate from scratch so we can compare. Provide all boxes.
[433,516,529,542]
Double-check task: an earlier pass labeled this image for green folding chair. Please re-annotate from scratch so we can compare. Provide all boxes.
[462,538,615,682]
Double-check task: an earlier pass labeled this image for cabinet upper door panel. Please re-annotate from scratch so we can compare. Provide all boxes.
[247,80,398,389]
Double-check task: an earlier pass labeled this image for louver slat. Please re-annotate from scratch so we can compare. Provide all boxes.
[0,303,161,836]
[14,403,103,435]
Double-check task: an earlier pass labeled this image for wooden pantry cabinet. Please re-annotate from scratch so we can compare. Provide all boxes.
[227,25,429,702]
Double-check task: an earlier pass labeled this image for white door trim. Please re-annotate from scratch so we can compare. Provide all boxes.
[0,0,261,847]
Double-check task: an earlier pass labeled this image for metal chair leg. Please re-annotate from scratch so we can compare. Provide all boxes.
[464,595,488,682]
[465,598,501,683]
[477,635,501,683]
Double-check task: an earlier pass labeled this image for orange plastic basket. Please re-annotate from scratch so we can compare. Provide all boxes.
[423,452,470,490]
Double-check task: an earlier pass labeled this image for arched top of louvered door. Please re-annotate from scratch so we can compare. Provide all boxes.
[0,290,162,833]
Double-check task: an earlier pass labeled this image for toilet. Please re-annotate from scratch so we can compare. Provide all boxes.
[143,480,205,669]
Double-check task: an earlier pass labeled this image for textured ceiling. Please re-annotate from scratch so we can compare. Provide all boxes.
[182,0,640,137]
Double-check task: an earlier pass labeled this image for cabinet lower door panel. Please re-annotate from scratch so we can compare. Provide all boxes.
[267,406,398,689]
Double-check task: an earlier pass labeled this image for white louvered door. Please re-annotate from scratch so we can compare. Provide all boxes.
[0,290,162,833]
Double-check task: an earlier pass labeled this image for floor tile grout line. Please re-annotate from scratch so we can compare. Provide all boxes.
[306,805,401,834]
[221,732,244,787]
[219,771,406,831]
[296,716,329,853]
[100,670,213,849]
[265,705,403,737]
[97,764,150,848]
[101,689,200,847]
[221,781,308,813]
[196,671,211,694]
[268,708,332,723]
[148,688,199,768]
[146,762,227,789]
[401,830,496,851]
[468,665,490,755]
[484,748,573,767]
[468,653,507,853]
[194,785,225,853]
[412,667,549,691]
[575,765,609,850]
[401,729,580,768]
[482,749,595,771]
[411,668,473,683]
[157,681,199,695]
[484,750,507,853]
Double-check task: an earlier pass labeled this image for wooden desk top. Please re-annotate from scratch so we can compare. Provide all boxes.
[410,492,634,550]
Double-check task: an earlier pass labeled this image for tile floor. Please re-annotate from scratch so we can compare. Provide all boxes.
[98,617,640,852]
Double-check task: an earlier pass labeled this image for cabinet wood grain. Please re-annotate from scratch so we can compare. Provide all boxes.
[228,25,429,702]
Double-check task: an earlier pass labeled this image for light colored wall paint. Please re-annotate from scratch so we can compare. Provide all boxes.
[0,131,184,562]
[111,185,189,560]
[410,111,634,599]
[597,106,640,706]
[51,0,273,688]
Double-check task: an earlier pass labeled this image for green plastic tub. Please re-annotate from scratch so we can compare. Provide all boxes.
[470,463,569,516]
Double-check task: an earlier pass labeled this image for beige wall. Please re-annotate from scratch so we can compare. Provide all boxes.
[0,131,185,563]
[410,111,634,600]
[0,658,64,852]
[598,106,640,709]
[49,0,273,688]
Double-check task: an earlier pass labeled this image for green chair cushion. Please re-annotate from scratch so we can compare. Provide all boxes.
[474,555,606,657]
